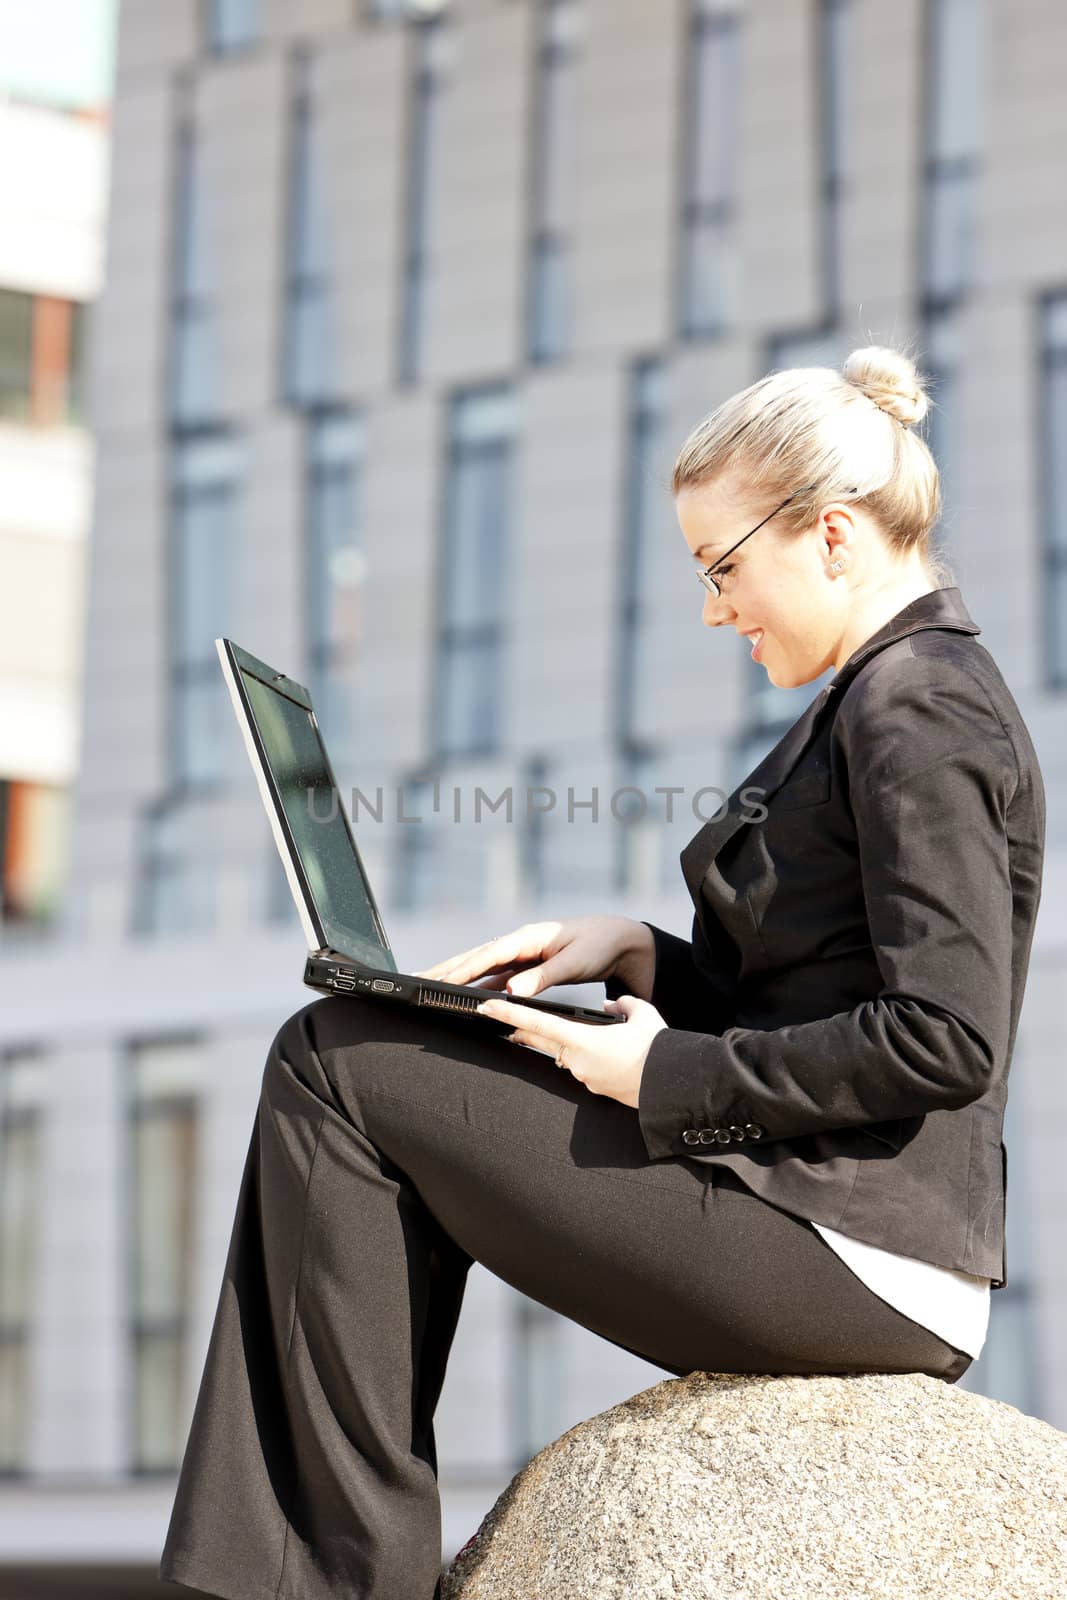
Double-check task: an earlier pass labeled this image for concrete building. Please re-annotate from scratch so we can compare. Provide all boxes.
[2,0,1066,1593]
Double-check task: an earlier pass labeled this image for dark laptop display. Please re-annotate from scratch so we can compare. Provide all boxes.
[216,637,621,1027]
[239,665,397,973]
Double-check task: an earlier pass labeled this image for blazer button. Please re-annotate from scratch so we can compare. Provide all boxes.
[682,1130,700,1145]
[744,1122,765,1139]
[729,1125,746,1141]
[698,1129,716,1144]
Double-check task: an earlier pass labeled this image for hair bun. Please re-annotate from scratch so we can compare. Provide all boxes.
[843,345,929,427]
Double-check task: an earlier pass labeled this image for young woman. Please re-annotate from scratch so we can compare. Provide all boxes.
[159,346,1045,1600]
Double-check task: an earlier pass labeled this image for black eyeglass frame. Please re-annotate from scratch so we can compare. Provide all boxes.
[696,481,858,597]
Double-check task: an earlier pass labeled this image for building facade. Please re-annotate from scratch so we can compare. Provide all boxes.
[2,0,1067,1592]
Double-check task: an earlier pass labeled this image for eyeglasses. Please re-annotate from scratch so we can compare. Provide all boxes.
[696,484,818,598]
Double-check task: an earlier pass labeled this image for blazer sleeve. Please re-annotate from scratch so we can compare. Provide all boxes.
[635,657,1021,1161]
[604,918,736,1035]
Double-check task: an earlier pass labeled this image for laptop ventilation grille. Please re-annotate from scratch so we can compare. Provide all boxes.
[418,986,481,1013]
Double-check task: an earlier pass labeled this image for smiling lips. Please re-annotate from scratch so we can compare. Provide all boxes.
[741,628,765,660]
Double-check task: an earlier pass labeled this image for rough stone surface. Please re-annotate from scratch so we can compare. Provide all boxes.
[441,1371,1067,1599]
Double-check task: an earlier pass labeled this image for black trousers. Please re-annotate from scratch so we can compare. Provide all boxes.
[159,995,972,1600]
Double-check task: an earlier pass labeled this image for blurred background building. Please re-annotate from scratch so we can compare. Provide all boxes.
[1,0,1066,1593]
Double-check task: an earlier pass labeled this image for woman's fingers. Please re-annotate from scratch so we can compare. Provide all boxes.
[414,932,529,984]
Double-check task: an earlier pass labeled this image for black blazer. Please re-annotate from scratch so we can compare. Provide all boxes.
[607,586,1045,1288]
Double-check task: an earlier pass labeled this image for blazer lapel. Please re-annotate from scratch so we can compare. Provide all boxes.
[681,683,836,917]
[679,585,983,931]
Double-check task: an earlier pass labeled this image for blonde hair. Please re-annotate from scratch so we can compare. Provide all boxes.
[671,344,953,586]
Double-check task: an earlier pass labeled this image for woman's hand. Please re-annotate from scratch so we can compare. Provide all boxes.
[472,992,668,1110]
[413,916,656,1001]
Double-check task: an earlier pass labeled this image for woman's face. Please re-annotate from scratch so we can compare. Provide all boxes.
[675,474,853,689]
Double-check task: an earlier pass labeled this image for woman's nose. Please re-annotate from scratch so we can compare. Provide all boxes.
[702,589,734,629]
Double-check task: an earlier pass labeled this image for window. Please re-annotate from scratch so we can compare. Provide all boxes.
[921,0,985,308]
[305,411,365,777]
[206,0,260,52]
[1040,292,1067,689]
[0,780,70,931]
[613,744,669,897]
[171,432,241,789]
[170,124,219,426]
[922,304,962,538]
[67,299,90,424]
[127,1039,201,1473]
[527,0,582,363]
[434,387,516,759]
[0,1051,45,1475]
[512,1296,563,1465]
[0,289,34,420]
[398,20,450,384]
[820,0,854,316]
[617,359,666,746]
[957,1077,1038,1415]
[137,795,217,936]
[391,771,444,912]
[368,0,449,18]
[0,288,88,425]
[284,60,336,406]
[680,0,740,339]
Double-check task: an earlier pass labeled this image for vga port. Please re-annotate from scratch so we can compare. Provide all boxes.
[371,979,396,993]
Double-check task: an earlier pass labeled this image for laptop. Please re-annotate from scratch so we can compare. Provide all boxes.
[216,638,624,1027]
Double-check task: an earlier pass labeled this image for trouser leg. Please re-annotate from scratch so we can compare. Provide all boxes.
[160,994,970,1600]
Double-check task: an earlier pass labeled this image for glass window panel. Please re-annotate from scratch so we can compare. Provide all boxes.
[131,1039,203,1099]
[514,1300,562,1462]
[174,132,211,304]
[924,167,975,303]
[175,491,234,664]
[442,447,510,629]
[690,16,738,209]
[66,299,88,424]
[683,216,739,336]
[822,0,853,189]
[452,387,516,444]
[291,100,328,281]
[172,314,217,424]
[311,411,364,469]
[369,0,451,16]
[208,0,260,52]
[923,306,961,523]
[439,636,499,755]
[132,1331,184,1471]
[618,359,667,742]
[1044,337,1067,555]
[0,1120,41,1321]
[174,432,240,490]
[288,291,334,406]
[1047,564,1067,685]
[408,30,448,261]
[399,29,447,380]
[132,1111,196,1321]
[928,0,984,163]
[175,673,231,790]
[538,40,578,234]
[1045,296,1067,352]
[767,328,846,369]
[0,1341,27,1471]
[528,236,570,362]
[0,288,34,420]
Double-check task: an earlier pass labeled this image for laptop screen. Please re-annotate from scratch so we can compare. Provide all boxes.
[239,666,398,972]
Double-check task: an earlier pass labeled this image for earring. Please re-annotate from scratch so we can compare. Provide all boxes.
[830,560,843,572]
